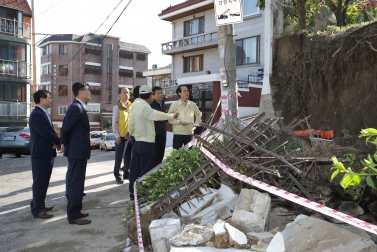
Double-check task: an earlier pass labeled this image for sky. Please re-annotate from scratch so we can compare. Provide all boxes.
[27,0,182,69]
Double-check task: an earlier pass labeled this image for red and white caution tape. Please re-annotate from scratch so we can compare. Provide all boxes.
[200,146,377,235]
[133,162,166,252]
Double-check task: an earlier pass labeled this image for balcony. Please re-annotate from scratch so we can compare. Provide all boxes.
[161,32,218,55]
[0,17,31,39]
[0,59,32,79]
[0,101,33,118]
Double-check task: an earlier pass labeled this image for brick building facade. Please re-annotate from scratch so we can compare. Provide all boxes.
[37,34,150,133]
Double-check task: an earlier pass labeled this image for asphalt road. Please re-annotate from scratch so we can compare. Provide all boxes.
[0,149,133,252]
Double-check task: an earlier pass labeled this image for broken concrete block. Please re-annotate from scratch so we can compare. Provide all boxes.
[339,225,371,239]
[339,201,364,217]
[149,218,181,252]
[169,224,214,246]
[247,231,275,245]
[213,220,229,248]
[250,241,269,252]
[179,188,218,219]
[232,189,271,234]
[266,232,285,252]
[267,215,377,252]
[269,207,296,231]
[153,239,170,252]
[217,184,236,200]
[170,247,250,252]
[225,223,248,248]
[190,195,238,225]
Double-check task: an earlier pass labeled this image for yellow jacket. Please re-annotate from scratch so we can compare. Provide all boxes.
[117,100,132,137]
[129,98,174,143]
[168,99,202,135]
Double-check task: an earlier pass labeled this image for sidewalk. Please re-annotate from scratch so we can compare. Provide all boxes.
[0,144,175,252]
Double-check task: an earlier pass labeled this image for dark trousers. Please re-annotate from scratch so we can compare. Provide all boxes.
[114,138,132,180]
[67,158,87,221]
[129,137,136,196]
[173,134,192,150]
[65,161,71,197]
[154,132,166,167]
[30,157,54,216]
[129,141,155,197]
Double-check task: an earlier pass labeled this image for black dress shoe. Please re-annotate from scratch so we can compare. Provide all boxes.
[34,211,53,219]
[116,179,124,184]
[69,218,91,225]
[44,206,53,212]
[123,173,129,180]
[81,212,89,218]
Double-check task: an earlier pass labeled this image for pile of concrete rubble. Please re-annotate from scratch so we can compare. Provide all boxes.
[125,184,377,252]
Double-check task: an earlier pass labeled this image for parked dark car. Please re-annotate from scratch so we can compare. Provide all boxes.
[99,133,116,151]
[0,127,30,157]
[90,132,103,149]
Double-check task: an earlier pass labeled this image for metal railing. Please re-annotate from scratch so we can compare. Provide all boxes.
[161,32,218,52]
[0,17,31,39]
[0,101,33,118]
[0,59,32,79]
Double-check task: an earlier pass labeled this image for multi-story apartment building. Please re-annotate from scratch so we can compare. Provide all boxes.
[37,34,150,133]
[158,0,264,122]
[0,0,32,127]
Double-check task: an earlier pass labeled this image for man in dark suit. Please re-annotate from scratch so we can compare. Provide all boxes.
[61,82,91,225]
[29,90,61,219]
[150,86,168,166]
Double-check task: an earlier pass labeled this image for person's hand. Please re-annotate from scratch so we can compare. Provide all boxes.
[116,137,121,145]
[52,144,60,150]
[125,132,130,140]
[172,112,179,118]
[57,144,64,154]
[180,120,188,125]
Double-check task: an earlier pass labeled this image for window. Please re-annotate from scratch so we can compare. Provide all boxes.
[119,69,133,77]
[41,64,51,75]
[136,72,144,78]
[59,45,68,54]
[136,54,146,61]
[84,65,101,75]
[86,104,100,114]
[119,50,133,59]
[236,36,260,65]
[90,86,101,95]
[58,85,68,96]
[183,55,203,73]
[41,45,51,56]
[85,45,101,55]
[9,42,26,61]
[243,0,259,16]
[59,65,68,76]
[0,82,26,101]
[184,17,204,37]
[59,106,67,115]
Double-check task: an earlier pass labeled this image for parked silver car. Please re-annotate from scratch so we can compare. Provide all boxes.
[0,127,30,157]
[90,132,103,149]
[99,133,116,151]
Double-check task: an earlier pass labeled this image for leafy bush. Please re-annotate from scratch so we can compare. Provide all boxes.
[137,147,206,205]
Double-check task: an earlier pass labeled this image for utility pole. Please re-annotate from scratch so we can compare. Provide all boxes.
[218,24,238,133]
[31,0,37,96]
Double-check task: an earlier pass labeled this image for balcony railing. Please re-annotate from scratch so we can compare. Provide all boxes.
[0,101,33,118]
[0,17,31,39]
[0,59,32,79]
[161,32,218,54]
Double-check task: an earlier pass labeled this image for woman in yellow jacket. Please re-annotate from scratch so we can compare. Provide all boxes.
[168,86,202,149]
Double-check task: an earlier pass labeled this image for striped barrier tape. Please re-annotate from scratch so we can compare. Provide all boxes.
[133,162,166,252]
[200,146,377,235]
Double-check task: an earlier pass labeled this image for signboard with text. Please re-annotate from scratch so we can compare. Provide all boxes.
[215,0,243,26]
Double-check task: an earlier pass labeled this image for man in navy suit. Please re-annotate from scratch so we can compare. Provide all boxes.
[29,90,61,219]
[61,82,91,225]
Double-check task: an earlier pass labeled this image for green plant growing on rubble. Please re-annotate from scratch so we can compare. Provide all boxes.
[330,128,377,190]
[137,147,206,205]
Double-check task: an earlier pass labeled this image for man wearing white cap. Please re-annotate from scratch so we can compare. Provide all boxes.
[128,85,179,200]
